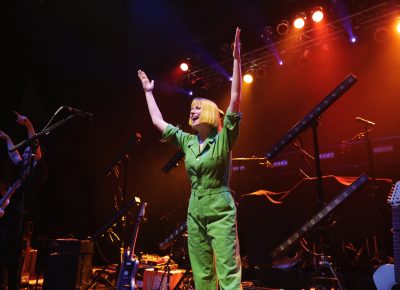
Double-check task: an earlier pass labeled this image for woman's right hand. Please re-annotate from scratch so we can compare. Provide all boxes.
[138,70,154,93]
[14,111,33,129]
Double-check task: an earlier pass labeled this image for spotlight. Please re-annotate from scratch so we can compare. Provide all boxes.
[350,36,358,43]
[261,26,274,41]
[255,65,267,79]
[373,27,389,43]
[293,12,307,29]
[276,20,290,35]
[396,18,400,33]
[188,90,193,96]
[180,62,189,72]
[243,73,253,84]
[311,7,324,23]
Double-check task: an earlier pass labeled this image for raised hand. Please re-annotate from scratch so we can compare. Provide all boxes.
[138,70,154,93]
[233,27,241,60]
[14,111,32,128]
[228,27,242,113]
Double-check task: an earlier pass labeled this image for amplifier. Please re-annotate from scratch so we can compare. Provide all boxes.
[42,239,93,290]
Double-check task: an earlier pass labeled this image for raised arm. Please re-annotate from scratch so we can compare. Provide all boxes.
[0,130,22,166]
[138,70,168,133]
[14,111,42,160]
[227,27,242,113]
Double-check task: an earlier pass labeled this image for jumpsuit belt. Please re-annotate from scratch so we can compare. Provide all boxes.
[191,186,231,197]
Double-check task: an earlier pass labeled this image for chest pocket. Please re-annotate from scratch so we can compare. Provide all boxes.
[199,155,223,174]
[186,154,225,187]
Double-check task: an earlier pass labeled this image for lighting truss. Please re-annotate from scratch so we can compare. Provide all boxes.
[184,1,400,86]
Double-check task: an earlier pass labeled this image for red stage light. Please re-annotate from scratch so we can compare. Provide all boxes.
[180,62,189,72]
[294,13,307,29]
[311,7,324,23]
[396,18,400,34]
[243,73,253,84]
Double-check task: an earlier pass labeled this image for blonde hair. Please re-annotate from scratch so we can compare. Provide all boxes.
[189,98,221,130]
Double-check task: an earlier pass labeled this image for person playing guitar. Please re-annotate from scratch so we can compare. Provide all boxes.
[0,112,46,290]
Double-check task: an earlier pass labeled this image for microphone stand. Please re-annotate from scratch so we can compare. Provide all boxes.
[358,122,384,264]
[11,114,78,289]
[361,123,376,183]
[158,245,174,290]
[104,135,141,268]
[16,142,36,289]
[309,118,344,290]
[293,139,314,179]
[311,118,324,209]
[10,114,77,152]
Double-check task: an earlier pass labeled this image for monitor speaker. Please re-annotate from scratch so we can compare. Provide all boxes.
[42,239,93,290]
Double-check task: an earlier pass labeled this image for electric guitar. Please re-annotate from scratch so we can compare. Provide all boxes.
[0,178,23,218]
[0,154,35,218]
[373,181,400,290]
[116,201,147,290]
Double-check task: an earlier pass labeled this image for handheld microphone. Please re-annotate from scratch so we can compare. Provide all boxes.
[355,116,375,126]
[65,106,93,119]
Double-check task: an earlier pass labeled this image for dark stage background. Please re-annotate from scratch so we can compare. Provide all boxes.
[1,0,400,269]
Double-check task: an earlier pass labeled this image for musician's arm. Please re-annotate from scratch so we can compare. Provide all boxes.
[0,130,22,166]
[15,112,42,160]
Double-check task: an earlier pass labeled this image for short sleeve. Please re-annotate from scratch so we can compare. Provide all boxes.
[222,110,242,149]
[224,111,242,130]
[161,124,192,150]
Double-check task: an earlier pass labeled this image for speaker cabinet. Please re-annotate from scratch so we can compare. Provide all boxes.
[43,239,93,290]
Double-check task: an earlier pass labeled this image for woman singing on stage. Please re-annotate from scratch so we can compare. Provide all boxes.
[138,27,243,290]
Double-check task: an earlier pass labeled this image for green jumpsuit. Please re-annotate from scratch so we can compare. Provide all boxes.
[162,111,242,290]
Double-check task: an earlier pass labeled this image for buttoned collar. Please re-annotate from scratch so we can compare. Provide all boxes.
[188,130,218,155]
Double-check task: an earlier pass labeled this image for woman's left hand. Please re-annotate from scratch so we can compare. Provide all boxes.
[233,27,241,60]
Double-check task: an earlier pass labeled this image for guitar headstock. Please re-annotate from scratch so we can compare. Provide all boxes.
[388,181,400,207]
[139,202,147,218]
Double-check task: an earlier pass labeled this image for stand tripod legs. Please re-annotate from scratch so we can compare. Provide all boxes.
[307,255,344,290]
[324,259,344,290]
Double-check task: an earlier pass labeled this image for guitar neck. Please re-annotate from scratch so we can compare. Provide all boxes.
[393,206,400,283]
[128,202,147,259]
[0,179,22,208]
